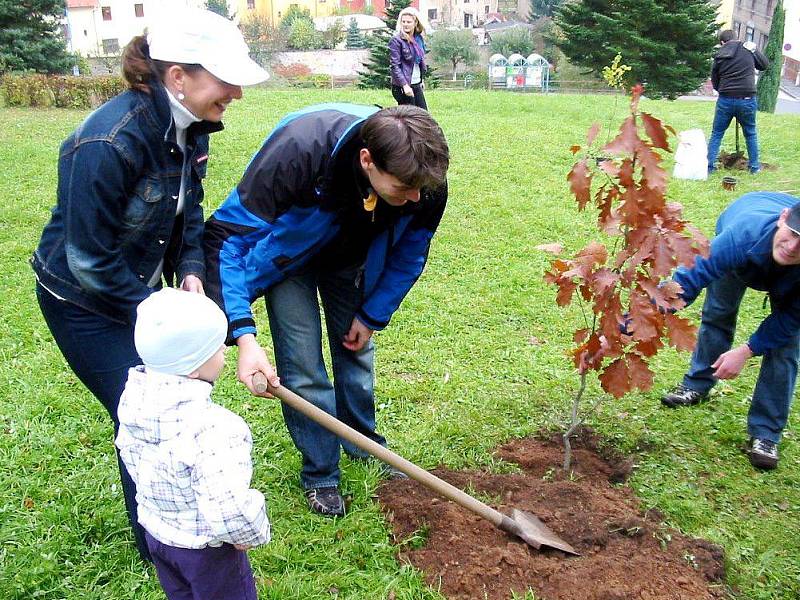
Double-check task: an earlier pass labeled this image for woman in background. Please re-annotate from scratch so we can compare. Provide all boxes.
[389,7,429,109]
[30,8,267,561]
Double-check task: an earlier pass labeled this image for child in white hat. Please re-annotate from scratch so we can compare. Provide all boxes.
[116,288,270,600]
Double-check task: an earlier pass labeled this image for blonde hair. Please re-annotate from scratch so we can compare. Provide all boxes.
[395,7,428,36]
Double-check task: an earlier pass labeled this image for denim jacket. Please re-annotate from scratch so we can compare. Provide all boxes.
[31,83,222,324]
[389,33,427,86]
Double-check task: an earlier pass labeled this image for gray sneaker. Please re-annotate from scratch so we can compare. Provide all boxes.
[305,486,346,517]
[661,384,708,408]
[747,437,778,470]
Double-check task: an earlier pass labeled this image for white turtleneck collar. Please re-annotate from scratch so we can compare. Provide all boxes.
[165,89,201,150]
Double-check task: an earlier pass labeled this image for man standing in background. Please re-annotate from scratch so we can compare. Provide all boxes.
[707,29,769,174]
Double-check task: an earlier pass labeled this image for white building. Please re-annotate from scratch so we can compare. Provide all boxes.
[64,0,205,57]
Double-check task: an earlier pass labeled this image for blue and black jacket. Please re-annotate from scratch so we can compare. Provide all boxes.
[673,192,800,355]
[203,103,447,341]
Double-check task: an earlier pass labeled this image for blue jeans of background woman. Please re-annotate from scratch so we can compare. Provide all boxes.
[35,283,150,561]
[392,83,428,110]
[265,266,386,491]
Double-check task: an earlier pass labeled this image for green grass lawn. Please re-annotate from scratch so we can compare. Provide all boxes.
[1,88,799,599]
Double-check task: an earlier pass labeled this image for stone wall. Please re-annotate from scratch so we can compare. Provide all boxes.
[272,49,370,78]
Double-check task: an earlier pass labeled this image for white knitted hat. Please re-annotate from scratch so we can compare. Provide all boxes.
[134,288,228,376]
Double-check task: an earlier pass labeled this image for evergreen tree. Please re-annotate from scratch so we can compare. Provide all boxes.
[528,0,563,22]
[554,0,717,99]
[205,0,231,19]
[0,0,72,73]
[346,17,366,49]
[756,0,784,113]
[357,0,411,89]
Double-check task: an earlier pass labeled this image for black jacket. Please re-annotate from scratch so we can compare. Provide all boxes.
[711,40,769,97]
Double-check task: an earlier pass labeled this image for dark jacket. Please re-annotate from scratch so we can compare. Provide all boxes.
[203,103,447,342]
[673,192,800,355]
[31,82,222,324]
[711,40,769,97]
[389,33,427,87]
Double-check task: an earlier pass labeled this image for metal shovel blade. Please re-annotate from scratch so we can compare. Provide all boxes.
[505,508,580,556]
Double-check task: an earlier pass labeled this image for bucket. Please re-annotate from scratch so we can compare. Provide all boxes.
[722,176,737,191]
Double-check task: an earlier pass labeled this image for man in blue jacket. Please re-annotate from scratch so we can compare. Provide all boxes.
[662,192,800,470]
[204,104,449,515]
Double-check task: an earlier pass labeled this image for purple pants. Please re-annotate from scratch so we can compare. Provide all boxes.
[145,531,257,600]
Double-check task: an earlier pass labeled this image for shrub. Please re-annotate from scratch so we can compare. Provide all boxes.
[1,73,125,108]
[272,63,312,79]
[287,19,320,50]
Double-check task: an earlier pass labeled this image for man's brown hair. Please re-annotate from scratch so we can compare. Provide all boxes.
[360,105,449,190]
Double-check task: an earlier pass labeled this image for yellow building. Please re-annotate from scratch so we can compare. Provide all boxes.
[236,0,337,26]
[716,0,735,28]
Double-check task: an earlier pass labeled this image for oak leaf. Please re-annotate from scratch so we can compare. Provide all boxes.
[568,159,592,209]
[641,112,670,151]
[664,313,697,351]
[599,356,632,398]
[587,122,601,145]
[535,243,564,255]
[603,116,638,156]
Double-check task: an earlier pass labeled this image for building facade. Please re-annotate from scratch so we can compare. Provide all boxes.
[235,0,341,26]
[731,0,776,50]
[64,0,204,57]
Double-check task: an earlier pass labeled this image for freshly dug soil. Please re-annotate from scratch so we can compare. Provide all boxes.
[718,151,775,171]
[377,433,728,600]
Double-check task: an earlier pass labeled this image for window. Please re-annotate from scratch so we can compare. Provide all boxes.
[733,21,741,38]
[485,4,489,12]
[745,26,755,42]
[247,0,255,8]
[134,3,144,17]
[750,0,756,8]
[428,8,437,20]
[102,38,119,54]
[464,13,472,27]
[101,6,112,20]
[761,33,768,49]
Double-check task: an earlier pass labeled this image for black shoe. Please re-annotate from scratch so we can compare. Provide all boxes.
[747,437,778,470]
[661,384,708,408]
[305,487,345,517]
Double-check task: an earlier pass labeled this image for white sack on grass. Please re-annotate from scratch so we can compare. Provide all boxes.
[673,129,708,180]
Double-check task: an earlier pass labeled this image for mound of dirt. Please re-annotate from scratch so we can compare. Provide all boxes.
[377,435,727,600]
[718,151,775,171]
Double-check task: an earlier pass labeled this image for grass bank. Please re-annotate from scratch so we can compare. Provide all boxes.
[1,88,799,599]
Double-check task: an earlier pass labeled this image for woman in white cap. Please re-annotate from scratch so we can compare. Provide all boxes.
[389,7,429,109]
[30,8,267,562]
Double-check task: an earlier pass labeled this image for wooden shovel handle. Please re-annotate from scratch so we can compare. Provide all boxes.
[251,372,506,528]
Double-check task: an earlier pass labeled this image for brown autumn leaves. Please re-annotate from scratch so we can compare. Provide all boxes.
[544,85,710,398]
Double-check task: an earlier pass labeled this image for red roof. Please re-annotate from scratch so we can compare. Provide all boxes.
[66,0,98,8]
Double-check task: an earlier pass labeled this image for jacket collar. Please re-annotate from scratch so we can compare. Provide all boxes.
[148,81,225,144]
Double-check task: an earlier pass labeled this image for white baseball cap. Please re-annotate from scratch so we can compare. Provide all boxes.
[147,8,268,86]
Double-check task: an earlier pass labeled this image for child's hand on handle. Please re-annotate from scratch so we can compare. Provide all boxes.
[236,334,280,396]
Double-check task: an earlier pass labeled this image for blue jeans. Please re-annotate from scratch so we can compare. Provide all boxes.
[265,266,386,489]
[35,284,150,561]
[707,95,760,172]
[682,273,799,443]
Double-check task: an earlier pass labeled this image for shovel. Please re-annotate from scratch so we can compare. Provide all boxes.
[253,372,578,555]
